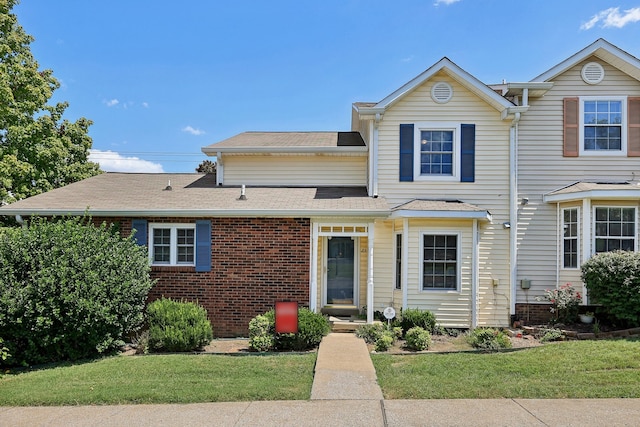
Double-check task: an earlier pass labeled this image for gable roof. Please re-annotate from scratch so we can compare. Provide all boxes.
[0,173,389,218]
[202,131,367,155]
[533,38,640,83]
[356,57,515,115]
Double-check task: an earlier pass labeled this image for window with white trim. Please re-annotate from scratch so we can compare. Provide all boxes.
[580,97,627,155]
[562,207,579,269]
[395,233,402,290]
[422,234,458,291]
[414,123,460,180]
[594,207,636,253]
[150,223,196,266]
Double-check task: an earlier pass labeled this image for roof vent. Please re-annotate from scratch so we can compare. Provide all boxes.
[431,82,453,104]
[581,62,604,85]
[164,180,172,191]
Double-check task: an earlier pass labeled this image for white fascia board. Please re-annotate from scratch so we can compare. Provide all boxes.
[371,58,513,113]
[532,39,640,82]
[0,208,391,218]
[543,189,640,203]
[390,209,492,222]
[201,146,368,155]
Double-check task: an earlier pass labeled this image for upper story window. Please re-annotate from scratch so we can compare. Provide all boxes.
[413,123,460,181]
[593,207,636,253]
[150,223,196,266]
[583,99,623,151]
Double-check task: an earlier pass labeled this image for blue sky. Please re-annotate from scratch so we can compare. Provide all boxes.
[13,0,640,173]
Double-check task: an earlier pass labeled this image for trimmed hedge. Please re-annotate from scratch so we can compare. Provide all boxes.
[582,250,640,327]
[0,217,154,366]
[147,298,213,352]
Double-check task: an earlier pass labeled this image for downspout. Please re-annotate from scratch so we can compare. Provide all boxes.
[402,218,409,310]
[555,203,560,289]
[509,112,521,318]
[366,222,375,323]
[15,215,24,226]
[216,152,223,186]
[372,113,381,197]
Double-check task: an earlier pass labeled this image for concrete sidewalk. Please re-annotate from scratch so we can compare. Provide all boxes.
[2,333,640,426]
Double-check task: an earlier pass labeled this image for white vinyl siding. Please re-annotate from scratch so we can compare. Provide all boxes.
[517,59,640,300]
[222,155,367,186]
[375,72,511,327]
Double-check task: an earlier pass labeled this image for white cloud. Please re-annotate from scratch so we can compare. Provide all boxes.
[89,149,164,173]
[434,0,460,6]
[401,55,415,63]
[104,99,119,107]
[581,7,640,30]
[182,125,206,136]
[142,102,149,108]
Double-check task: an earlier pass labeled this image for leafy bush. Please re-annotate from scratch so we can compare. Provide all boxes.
[375,334,394,352]
[536,283,581,324]
[0,338,10,363]
[355,323,385,344]
[539,328,563,343]
[400,308,437,334]
[247,308,329,352]
[582,251,640,328]
[0,217,154,366]
[147,298,213,352]
[466,328,512,350]
[405,326,432,351]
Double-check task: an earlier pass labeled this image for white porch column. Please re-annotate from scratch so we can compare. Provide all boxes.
[310,222,319,312]
[367,222,375,323]
[402,218,409,310]
[472,219,479,328]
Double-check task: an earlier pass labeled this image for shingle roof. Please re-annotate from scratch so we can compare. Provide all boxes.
[201,131,366,154]
[391,199,492,220]
[544,181,640,202]
[0,173,389,218]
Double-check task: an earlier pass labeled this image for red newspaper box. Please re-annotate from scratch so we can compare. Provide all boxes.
[275,301,298,334]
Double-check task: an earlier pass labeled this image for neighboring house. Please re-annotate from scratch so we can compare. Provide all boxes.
[2,38,639,336]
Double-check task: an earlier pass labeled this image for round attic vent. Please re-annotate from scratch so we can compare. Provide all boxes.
[431,82,453,103]
[581,62,605,84]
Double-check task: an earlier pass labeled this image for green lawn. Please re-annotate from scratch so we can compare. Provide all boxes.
[0,353,316,406]
[372,338,640,399]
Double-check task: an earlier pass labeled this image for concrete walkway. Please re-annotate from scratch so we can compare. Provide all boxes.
[2,333,640,426]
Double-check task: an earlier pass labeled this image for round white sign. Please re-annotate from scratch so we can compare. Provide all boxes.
[383,306,396,320]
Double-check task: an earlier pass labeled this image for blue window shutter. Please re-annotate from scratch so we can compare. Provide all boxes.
[460,124,475,183]
[399,124,414,182]
[132,219,147,246]
[195,220,212,272]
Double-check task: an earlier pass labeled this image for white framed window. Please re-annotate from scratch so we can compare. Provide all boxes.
[593,207,636,253]
[562,207,579,269]
[421,233,460,291]
[413,122,460,181]
[395,233,402,290]
[579,96,627,156]
[149,223,196,266]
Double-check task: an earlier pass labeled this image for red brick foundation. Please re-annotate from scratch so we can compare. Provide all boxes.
[101,217,311,337]
[514,303,554,326]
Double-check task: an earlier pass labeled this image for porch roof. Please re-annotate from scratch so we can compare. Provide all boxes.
[390,199,492,221]
[544,181,640,203]
[0,173,390,218]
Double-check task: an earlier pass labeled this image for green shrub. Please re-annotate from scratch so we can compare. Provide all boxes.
[466,328,512,350]
[248,314,275,352]
[400,308,437,334]
[247,308,329,352]
[355,323,385,344]
[0,217,154,366]
[539,328,563,343]
[582,251,640,328]
[375,334,394,352]
[147,298,213,352]
[405,326,432,351]
[0,338,10,363]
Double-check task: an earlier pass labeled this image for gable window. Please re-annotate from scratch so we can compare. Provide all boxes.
[395,233,402,290]
[422,234,458,291]
[400,123,475,182]
[150,223,196,266]
[594,207,636,253]
[562,207,579,269]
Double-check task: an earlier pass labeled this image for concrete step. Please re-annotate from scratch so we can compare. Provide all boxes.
[329,316,366,333]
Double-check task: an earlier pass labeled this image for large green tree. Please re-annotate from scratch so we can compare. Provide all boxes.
[0,0,100,205]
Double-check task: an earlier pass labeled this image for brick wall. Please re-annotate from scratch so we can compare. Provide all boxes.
[514,303,554,325]
[98,216,311,337]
